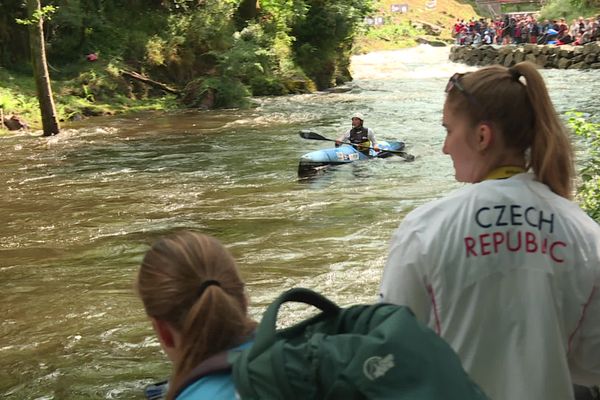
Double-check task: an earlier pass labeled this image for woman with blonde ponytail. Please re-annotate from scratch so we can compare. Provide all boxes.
[137,231,256,399]
[380,62,600,399]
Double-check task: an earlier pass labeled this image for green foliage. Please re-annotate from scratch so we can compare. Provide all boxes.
[568,112,600,223]
[163,0,239,13]
[44,1,88,64]
[0,68,40,122]
[539,0,598,20]
[42,1,169,67]
[2,0,377,111]
[291,0,375,89]
[0,63,177,128]
[145,36,167,66]
[141,2,238,83]
[206,77,251,108]
[175,2,237,53]
[566,0,600,12]
[260,0,309,29]
[65,68,118,101]
[0,90,38,114]
[359,21,425,51]
[15,5,58,25]
[220,23,288,95]
[182,77,251,109]
[501,3,539,13]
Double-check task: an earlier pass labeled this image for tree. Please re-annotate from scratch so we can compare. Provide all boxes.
[25,0,60,136]
[0,0,30,67]
[291,0,374,90]
[568,112,600,223]
[235,0,259,28]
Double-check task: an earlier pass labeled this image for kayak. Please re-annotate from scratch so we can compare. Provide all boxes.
[298,140,405,176]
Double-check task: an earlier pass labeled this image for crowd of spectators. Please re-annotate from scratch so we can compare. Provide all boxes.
[452,14,600,46]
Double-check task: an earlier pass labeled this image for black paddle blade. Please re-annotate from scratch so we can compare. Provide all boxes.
[375,151,394,159]
[299,130,328,141]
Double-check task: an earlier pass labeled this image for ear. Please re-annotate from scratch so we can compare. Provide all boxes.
[152,318,176,349]
[476,122,494,152]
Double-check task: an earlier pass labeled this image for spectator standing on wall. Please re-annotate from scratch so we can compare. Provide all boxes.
[531,19,540,43]
[570,19,580,37]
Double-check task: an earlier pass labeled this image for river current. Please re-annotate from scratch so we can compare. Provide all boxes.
[1,46,599,399]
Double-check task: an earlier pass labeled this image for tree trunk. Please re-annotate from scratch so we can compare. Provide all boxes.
[27,0,59,136]
[238,0,259,19]
[235,0,259,29]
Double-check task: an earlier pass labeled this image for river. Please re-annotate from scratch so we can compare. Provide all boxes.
[1,46,599,399]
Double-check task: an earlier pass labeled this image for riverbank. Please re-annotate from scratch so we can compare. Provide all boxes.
[449,42,600,69]
[1,40,453,133]
[1,0,481,133]
[0,65,179,134]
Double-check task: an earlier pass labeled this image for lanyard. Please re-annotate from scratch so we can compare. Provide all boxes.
[484,166,526,180]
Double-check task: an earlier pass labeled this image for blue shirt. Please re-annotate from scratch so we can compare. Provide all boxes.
[177,340,253,400]
[177,372,236,400]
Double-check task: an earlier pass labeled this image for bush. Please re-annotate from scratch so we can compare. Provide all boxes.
[539,0,598,21]
[291,0,374,90]
[357,21,424,52]
[182,77,250,109]
[568,112,600,223]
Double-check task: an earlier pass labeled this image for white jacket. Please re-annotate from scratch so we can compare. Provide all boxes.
[380,173,600,399]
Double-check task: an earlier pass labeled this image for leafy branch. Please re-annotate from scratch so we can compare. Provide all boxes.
[568,111,600,222]
[15,5,58,26]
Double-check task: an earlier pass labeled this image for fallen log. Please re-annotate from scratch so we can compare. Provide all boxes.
[121,70,180,95]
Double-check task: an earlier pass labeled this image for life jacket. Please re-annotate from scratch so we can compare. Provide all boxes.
[349,126,371,152]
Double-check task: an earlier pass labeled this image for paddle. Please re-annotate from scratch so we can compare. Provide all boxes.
[299,130,415,161]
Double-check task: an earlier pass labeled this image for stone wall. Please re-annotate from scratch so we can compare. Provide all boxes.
[449,42,600,69]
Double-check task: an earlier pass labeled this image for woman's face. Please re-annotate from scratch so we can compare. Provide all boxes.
[442,101,485,183]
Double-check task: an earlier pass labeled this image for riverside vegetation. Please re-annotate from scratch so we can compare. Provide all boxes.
[1,0,597,123]
[1,0,483,126]
[0,0,376,126]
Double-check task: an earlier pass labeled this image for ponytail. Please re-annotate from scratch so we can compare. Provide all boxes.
[167,285,255,400]
[136,231,256,400]
[447,62,574,198]
[511,62,574,199]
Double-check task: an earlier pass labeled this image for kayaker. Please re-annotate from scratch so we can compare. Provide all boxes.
[136,231,256,400]
[379,62,600,400]
[335,112,379,156]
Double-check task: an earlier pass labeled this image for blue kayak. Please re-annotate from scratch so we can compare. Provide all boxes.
[298,140,405,176]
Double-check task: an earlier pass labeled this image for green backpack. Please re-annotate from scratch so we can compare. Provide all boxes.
[231,287,487,400]
[154,287,488,400]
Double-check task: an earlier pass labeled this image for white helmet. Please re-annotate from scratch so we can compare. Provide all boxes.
[351,112,364,121]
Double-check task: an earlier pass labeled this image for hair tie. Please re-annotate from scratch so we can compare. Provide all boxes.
[196,280,221,298]
[509,68,521,82]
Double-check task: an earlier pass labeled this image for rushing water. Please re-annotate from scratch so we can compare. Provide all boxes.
[1,46,599,399]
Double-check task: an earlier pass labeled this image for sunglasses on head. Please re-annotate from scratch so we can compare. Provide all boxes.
[445,73,484,111]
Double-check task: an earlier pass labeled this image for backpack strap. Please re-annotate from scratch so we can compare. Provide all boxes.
[172,351,231,399]
[233,288,341,399]
[249,288,340,357]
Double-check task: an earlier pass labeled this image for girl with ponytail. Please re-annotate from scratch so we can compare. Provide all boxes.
[380,62,600,400]
[137,231,256,399]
